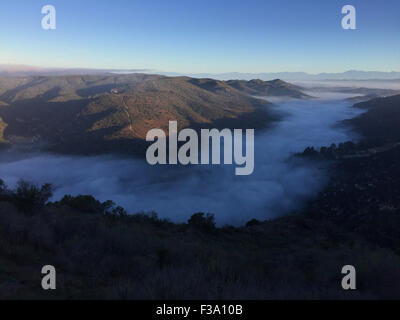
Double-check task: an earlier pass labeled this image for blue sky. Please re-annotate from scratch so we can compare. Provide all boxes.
[0,0,399,73]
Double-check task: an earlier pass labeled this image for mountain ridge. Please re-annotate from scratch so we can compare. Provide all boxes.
[0,74,307,155]
[1,65,400,81]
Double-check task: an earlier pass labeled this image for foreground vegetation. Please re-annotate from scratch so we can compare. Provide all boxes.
[1,139,400,300]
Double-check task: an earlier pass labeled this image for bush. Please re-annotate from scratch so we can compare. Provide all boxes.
[110,205,128,217]
[59,195,127,216]
[13,180,53,213]
[188,212,216,231]
[0,179,6,194]
[59,195,106,214]
[246,218,261,227]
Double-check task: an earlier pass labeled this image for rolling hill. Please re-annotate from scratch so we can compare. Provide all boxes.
[226,78,310,98]
[0,74,307,155]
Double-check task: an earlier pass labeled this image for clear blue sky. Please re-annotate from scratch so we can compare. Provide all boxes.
[0,0,399,73]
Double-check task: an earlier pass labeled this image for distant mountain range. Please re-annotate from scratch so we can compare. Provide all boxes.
[1,65,400,81]
[0,74,307,155]
[163,70,400,81]
[0,65,147,77]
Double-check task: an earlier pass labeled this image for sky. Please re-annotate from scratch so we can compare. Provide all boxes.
[0,0,399,74]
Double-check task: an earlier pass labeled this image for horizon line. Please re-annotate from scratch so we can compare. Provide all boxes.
[1,64,400,77]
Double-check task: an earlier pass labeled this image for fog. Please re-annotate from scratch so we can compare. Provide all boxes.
[0,92,365,226]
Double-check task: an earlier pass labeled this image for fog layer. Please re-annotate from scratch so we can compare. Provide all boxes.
[0,93,365,225]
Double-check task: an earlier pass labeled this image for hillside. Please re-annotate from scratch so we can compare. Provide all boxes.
[1,142,400,299]
[0,74,307,155]
[348,94,400,143]
[226,78,310,98]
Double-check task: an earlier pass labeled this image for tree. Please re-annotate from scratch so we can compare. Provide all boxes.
[60,195,104,214]
[14,180,53,213]
[0,179,6,194]
[188,212,216,231]
[59,195,127,216]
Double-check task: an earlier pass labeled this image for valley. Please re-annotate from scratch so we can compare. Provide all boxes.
[0,73,400,299]
[0,74,310,156]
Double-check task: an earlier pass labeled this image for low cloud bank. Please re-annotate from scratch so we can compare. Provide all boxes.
[0,93,364,225]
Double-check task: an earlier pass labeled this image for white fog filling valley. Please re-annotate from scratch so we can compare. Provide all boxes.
[0,93,365,226]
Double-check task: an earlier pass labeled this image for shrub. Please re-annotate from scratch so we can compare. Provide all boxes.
[0,179,10,202]
[188,212,216,231]
[246,218,261,227]
[59,195,106,214]
[110,205,128,217]
[0,179,6,194]
[59,195,128,216]
[13,180,53,213]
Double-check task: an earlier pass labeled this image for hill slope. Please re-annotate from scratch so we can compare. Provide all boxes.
[1,141,400,299]
[226,78,310,98]
[0,74,307,155]
[348,94,400,143]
